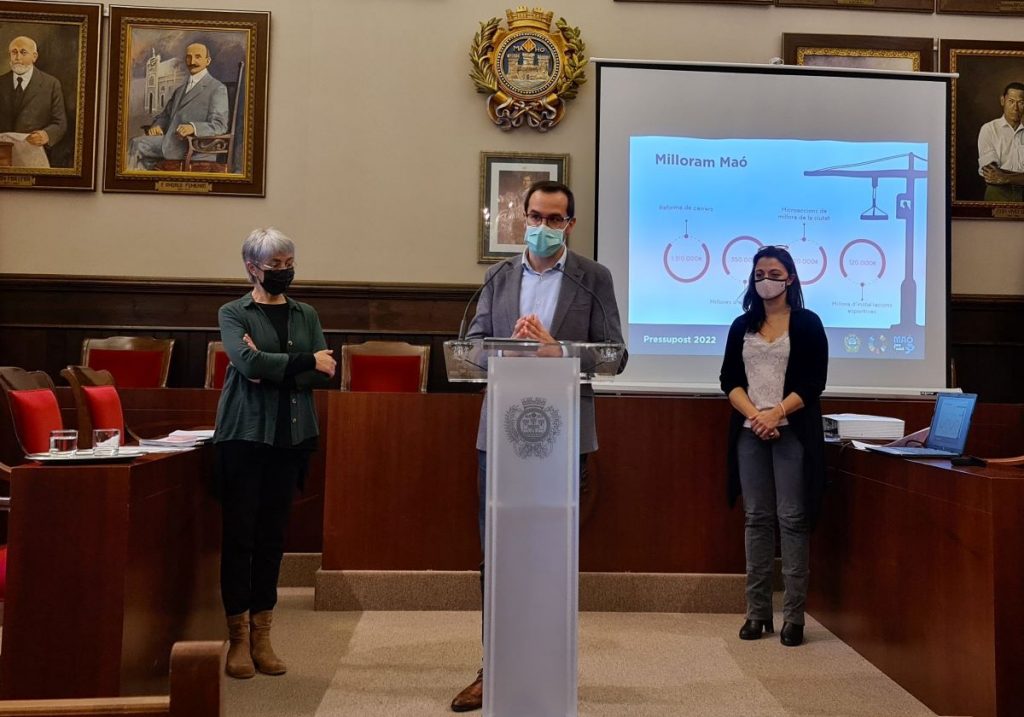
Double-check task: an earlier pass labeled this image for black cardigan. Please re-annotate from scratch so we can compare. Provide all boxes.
[719,308,829,528]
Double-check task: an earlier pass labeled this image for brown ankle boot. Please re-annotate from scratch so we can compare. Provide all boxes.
[226,612,256,679]
[250,610,287,675]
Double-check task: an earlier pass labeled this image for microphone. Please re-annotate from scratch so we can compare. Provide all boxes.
[552,264,612,343]
[457,258,514,341]
[552,264,626,373]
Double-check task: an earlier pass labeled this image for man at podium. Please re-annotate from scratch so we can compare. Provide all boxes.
[450,180,626,712]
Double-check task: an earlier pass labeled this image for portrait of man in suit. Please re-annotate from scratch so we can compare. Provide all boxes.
[0,35,68,168]
[126,41,229,171]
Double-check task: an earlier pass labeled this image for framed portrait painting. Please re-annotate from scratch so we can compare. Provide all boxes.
[941,39,1024,219]
[783,34,935,72]
[103,6,270,196]
[0,1,101,191]
[479,151,569,263]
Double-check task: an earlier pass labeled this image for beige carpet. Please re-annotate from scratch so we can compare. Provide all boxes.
[226,588,946,717]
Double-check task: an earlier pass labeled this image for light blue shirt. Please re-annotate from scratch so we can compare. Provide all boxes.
[519,249,566,331]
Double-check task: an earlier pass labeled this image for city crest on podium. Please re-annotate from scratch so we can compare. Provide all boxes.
[469,6,587,132]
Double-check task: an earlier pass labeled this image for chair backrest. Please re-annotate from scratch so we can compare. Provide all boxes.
[341,341,430,393]
[82,336,174,388]
[0,367,60,456]
[226,60,245,169]
[6,389,62,456]
[61,366,125,449]
[205,341,230,389]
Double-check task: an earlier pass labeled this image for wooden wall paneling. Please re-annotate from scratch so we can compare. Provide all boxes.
[2,276,1023,401]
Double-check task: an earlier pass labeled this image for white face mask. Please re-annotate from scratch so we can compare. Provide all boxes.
[754,277,788,300]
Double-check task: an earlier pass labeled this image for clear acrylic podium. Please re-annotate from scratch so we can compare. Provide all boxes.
[444,338,626,717]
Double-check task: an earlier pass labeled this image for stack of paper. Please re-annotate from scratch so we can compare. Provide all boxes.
[139,429,215,449]
[822,414,905,441]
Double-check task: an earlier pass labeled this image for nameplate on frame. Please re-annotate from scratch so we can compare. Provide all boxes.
[156,181,214,194]
[0,175,35,187]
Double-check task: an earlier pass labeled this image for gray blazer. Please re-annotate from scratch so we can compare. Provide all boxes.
[467,249,626,453]
[151,73,229,160]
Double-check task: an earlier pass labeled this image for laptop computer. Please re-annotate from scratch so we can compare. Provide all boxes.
[867,393,978,458]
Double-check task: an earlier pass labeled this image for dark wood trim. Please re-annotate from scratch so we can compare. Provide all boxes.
[1,274,1022,400]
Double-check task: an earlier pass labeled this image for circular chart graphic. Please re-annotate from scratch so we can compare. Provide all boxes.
[789,226,828,285]
[839,238,886,300]
[721,235,763,280]
[662,221,711,283]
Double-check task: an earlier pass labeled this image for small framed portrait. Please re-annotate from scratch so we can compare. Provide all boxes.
[0,1,101,191]
[479,151,569,263]
[938,0,1024,15]
[941,39,1024,219]
[103,6,270,196]
[783,34,935,72]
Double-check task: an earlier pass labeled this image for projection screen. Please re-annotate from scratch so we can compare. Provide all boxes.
[594,60,952,396]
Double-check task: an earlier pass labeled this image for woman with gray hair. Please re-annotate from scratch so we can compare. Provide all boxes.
[212,227,336,678]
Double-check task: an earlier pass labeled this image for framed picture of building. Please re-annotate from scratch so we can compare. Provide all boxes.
[941,39,1024,219]
[102,6,270,196]
[0,1,101,191]
[783,34,935,72]
[479,151,569,263]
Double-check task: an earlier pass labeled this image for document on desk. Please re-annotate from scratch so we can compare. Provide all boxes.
[0,132,50,168]
[139,429,215,449]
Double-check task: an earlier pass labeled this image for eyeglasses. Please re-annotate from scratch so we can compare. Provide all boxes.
[525,212,572,230]
[256,262,295,271]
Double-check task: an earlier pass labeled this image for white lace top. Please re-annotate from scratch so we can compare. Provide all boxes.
[742,331,790,428]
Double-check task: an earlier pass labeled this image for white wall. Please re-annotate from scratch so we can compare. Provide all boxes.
[0,0,1020,293]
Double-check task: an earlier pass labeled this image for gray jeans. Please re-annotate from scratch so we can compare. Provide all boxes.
[737,427,809,625]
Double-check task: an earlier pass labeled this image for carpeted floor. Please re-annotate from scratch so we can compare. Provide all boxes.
[225,588,944,717]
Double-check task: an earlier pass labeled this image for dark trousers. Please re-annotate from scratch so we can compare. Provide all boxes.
[475,449,589,639]
[218,441,302,617]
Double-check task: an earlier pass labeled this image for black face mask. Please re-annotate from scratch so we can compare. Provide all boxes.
[259,267,294,296]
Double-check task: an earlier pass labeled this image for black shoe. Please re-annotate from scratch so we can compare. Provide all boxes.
[739,618,774,640]
[780,621,804,647]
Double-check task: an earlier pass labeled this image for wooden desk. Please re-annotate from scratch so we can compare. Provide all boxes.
[809,446,1024,717]
[0,387,325,553]
[320,393,1024,573]
[321,392,749,572]
[0,448,222,699]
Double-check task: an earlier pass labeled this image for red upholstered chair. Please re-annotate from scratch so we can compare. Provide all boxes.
[60,366,136,449]
[6,389,63,456]
[341,341,430,393]
[1,494,9,602]
[81,336,175,388]
[0,367,62,457]
[205,341,230,389]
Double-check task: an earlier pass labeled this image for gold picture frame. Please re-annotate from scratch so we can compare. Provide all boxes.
[102,6,270,196]
[0,1,102,190]
[783,33,935,72]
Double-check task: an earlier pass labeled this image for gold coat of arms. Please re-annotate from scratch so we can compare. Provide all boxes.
[470,6,587,132]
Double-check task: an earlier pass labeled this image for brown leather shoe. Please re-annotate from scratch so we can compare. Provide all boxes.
[450,668,483,712]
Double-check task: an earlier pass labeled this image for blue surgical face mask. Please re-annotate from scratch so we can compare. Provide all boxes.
[524,225,565,258]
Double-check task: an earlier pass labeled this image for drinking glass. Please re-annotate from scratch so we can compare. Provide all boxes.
[92,428,121,456]
[49,429,78,455]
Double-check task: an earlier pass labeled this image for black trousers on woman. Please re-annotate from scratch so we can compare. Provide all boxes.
[217,440,304,617]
